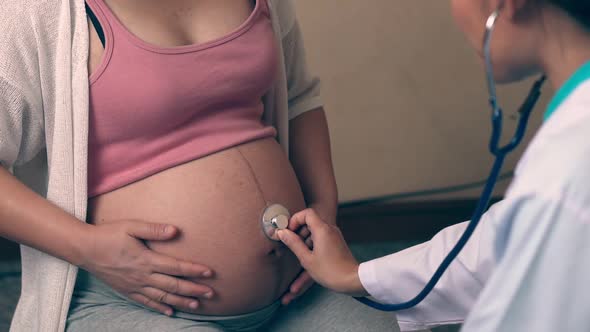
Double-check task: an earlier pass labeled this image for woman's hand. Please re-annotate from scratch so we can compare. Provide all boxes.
[79,220,215,316]
[277,209,368,297]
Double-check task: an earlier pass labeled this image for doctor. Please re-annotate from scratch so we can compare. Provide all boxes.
[277,0,590,331]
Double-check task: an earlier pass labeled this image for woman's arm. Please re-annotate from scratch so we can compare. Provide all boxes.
[289,107,338,224]
[0,79,214,315]
[275,1,335,217]
[0,167,216,315]
[0,167,89,265]
[283,107,338,305]
[277,4,338,304]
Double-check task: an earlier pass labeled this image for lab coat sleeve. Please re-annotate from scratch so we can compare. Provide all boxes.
[461,193,590,331]
[358,200,508,331]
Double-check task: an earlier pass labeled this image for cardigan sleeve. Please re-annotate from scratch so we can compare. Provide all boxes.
[279,3,324,120]
[0,78,45,170]
[0,4,45,170]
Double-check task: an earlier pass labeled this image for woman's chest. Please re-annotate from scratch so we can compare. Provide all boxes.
[87,0,263,75]
[86,0,278,142]
[103,0,256,47]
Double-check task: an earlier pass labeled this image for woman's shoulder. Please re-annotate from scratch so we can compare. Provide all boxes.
[0,0,63,79]
[0,0,61,20]
[268,0,297,38]
[0,0,31,32]
[0,0,57,44]
[0,0,64,34]
[0,0,68,110]
[269,0,296,15]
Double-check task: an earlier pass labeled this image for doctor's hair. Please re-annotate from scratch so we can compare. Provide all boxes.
[550,0,590,27]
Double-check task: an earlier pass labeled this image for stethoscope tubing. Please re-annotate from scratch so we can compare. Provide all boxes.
[355,8,546,311]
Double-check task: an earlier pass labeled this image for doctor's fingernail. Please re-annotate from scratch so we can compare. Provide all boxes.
[189,301,199,309]
[202,270,212,277]
[276,230,284,240]
[204,292,213,299]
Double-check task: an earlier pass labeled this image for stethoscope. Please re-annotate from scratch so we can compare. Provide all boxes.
[354,9,547,311]
[261,204,291,241]
[261,8,547,312]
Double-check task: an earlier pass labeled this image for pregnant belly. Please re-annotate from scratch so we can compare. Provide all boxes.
[87,138,305,315]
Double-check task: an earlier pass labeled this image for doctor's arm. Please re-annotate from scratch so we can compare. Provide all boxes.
[279,202,507,330]
[461,194,590,331]
[358,215,497,331]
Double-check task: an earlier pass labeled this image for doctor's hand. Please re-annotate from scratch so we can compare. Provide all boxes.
[280,205,334,305]
[281,224,315,306]
[79,220,215,316]
[277,209,368,297]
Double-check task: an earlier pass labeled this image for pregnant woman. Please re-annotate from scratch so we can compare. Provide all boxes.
[0,0,397,331]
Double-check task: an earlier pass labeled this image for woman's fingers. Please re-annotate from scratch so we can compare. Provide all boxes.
[150,254,213,278]
[88,221,219,315]
[141,287,201,312]
[281,271,315,305]
[129,293,173,316]
[126,221,178,241]
[149,273,214,299]
[289,271,314,296]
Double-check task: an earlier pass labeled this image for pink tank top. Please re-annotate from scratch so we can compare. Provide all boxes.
[86,0,278,197]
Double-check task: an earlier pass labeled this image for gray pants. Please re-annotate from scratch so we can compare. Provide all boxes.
[67,271,400,332]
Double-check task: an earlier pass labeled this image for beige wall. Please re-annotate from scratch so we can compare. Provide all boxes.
[294,0,551,203]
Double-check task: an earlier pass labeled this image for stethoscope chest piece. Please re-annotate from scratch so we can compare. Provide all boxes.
[262,204,291,241]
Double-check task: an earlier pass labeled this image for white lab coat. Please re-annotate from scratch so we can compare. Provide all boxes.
[359,79,590,331]
[359,210,497,331]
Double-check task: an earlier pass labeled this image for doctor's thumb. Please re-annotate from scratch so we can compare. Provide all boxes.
[277,229,311,259]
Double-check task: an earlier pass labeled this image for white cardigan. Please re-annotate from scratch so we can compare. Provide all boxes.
[0,1,322,331]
